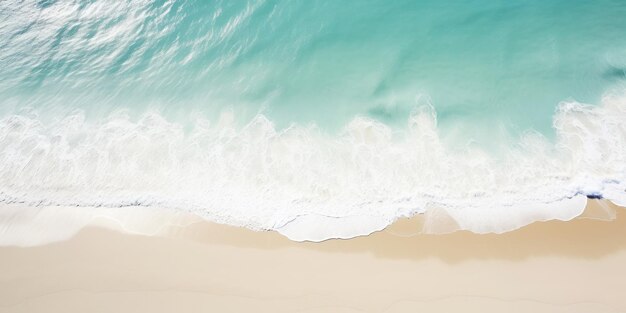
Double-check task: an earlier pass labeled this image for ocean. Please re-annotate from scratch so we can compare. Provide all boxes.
[1,0,625,242]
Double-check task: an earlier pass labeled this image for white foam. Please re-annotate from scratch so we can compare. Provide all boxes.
[0,94,625,244]
[276,214,393,242]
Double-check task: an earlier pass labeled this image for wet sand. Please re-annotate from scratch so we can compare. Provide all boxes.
[1,200,625,312]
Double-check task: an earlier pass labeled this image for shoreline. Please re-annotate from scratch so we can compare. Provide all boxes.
[1,200,625,312]
[173,199,626,261]
[1,198,623,247]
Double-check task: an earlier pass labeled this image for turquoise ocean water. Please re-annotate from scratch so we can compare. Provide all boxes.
[1,0,626,241]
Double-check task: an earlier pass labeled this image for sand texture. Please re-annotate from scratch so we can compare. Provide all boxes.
[1,200,625,313]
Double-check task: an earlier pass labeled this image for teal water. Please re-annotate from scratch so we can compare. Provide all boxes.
[2,0,626,138]
[1,0,626,241]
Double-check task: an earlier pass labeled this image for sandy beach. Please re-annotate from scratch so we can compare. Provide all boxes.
[3,1,626,312]
[1,200,625,313]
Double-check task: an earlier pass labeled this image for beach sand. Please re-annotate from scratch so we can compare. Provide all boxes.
[1,200,625,313]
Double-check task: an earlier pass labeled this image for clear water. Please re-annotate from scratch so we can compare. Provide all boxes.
[3,0,626,135]
[1,0,625,241]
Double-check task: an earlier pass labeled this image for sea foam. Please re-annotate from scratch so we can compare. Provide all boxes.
[0,95,625,244]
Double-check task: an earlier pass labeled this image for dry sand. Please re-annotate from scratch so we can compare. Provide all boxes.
[1,200,625,313]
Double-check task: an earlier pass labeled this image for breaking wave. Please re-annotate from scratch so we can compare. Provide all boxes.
[1,95,625,242]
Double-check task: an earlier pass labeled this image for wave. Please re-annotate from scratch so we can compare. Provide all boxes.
[1,95,625,242]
